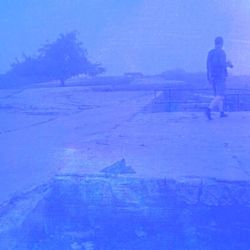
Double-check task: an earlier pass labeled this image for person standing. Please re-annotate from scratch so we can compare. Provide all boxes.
[206,36,233,120]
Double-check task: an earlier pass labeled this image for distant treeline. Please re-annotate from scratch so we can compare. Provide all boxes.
[160,69,250,89]
[160,68,206,84]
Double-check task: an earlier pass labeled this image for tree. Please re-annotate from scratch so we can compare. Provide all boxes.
[5,32,105,86]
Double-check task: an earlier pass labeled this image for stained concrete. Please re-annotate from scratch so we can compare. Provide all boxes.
[0,86,250,249]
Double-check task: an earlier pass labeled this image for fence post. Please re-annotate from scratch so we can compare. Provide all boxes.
[236,94,240,111]
[168,89,171,111]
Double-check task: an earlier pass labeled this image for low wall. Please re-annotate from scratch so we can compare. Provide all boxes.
[0,175,250,249]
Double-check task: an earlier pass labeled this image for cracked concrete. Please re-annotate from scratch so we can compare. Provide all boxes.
[1,175,250,249]
[0,86,154,203]
[0,85,250,202]
[1,85,250,249]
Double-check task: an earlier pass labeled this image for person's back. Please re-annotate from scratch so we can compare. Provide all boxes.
[207,46,227,81]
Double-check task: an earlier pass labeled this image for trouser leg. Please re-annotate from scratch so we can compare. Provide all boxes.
[218,96,224,112]
[209,95,224,111]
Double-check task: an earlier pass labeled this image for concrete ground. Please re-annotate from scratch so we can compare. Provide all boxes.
[69,111,250,181]
[0,86,250,203]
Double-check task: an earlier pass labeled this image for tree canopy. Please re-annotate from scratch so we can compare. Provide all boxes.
[2,32,105,86]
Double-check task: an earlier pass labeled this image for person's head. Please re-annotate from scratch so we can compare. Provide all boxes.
[214,36,224,48]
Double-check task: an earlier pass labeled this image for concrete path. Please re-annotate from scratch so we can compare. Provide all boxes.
[0,86,250,203]
[0,87,153,202]
[60,112,250,181]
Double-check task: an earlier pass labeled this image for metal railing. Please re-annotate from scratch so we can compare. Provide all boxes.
[153,88,250,111]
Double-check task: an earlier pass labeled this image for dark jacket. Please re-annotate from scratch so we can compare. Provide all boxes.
[207,48,227,81]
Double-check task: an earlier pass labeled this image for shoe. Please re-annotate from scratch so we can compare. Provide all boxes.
[220,112,228,118]
[205,108,212,120]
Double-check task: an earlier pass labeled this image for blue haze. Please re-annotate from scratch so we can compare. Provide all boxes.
[0,1,250,249]
[0,0,250,74]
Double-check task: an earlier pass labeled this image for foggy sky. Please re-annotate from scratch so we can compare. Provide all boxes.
[0,0,250,75]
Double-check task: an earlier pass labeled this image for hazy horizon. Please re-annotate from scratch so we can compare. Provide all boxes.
[1,0,250,75]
